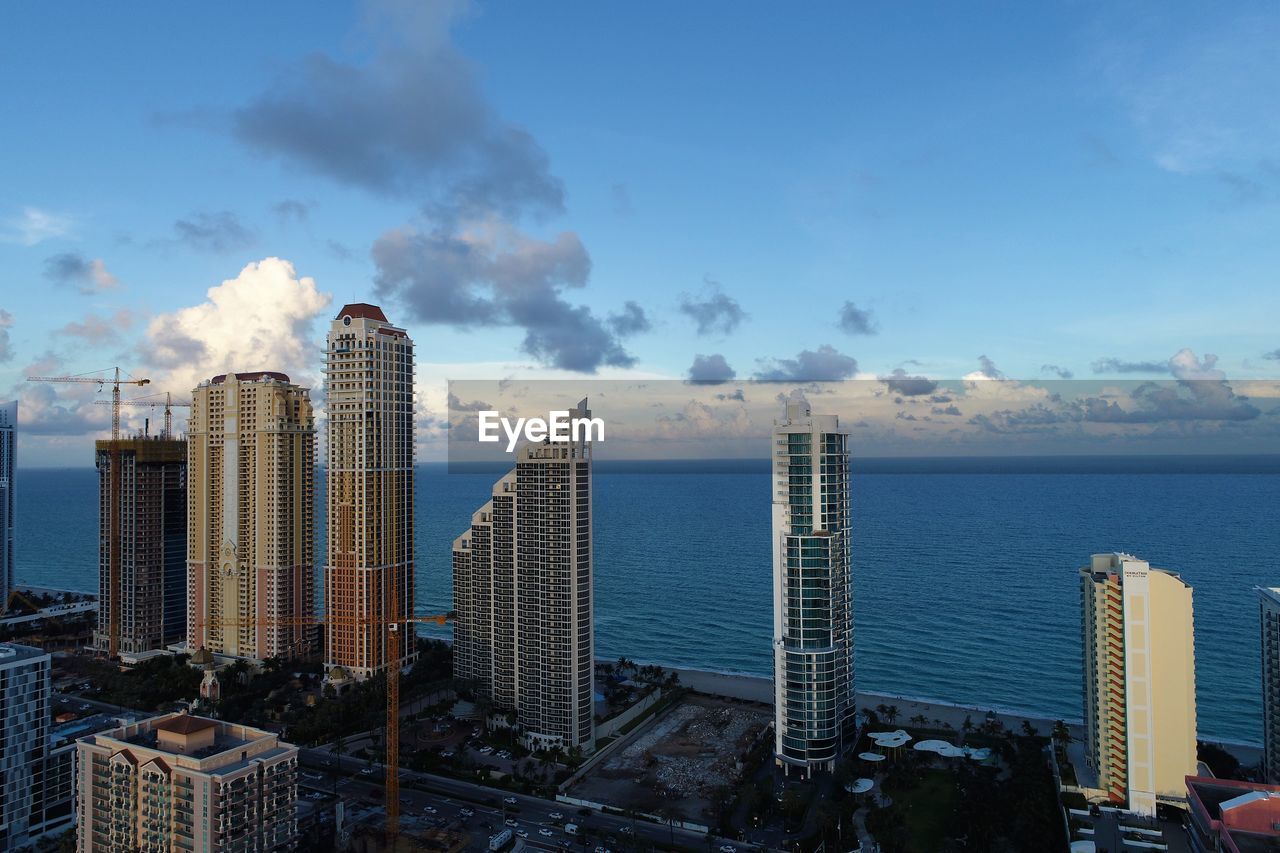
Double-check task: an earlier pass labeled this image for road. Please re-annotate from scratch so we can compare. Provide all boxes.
[302,746,754,852]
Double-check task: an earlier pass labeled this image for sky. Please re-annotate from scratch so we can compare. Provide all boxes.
[1,1,1278,464]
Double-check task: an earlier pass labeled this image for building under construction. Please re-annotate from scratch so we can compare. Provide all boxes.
[93,436,187,657]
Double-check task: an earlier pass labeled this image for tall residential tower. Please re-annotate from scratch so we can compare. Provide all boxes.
[325,304,415,681]
[94,435,187,657]
[1258,586,1280,784]
[1081,552,1197,815]
[771,397,854,777]
[0,401,15,608]
[453,400,595,750]
[187,372,316,662]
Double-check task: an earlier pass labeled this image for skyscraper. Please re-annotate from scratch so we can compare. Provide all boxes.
[0,643,67,849]
[0,401,15,609]
[1258,586,1280,784]
[452,400,595,750]
[1081,552,1197,815]
[324,304,415,682]
[187,372,316,662]
[77,712,299,852]
[771,397,854,777]
[93,435,187,658]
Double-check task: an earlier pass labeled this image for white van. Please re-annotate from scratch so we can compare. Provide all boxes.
[565,824,580,836]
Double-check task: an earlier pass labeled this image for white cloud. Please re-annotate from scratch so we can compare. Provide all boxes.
[3,207,74,245]
[141,257,332,403]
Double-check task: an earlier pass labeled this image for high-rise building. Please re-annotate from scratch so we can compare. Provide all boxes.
[1081,552,1198,815]
[77,712,299,852]
[452,400,595,751]
[187,372,316,662]
[93,436,187,658]
[0,401,15,609]
[324,304,415,682]
[771,397,854,777]
[0,642,74,849]
[1258,587,1280,784]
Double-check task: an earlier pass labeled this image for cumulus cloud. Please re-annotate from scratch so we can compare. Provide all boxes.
[140,257,332,397]
[172,211,257,253]
[755,345,858,381]
[2,207,73,245]
[880,368,937,396]
[58,309,135,345]
[0,310,14,362]
[679,280,748,336]
[837,301,878,335]
[1263,349,1280,361]
[1041,363,1075,379]
[688,353,736,384]
[43,252,120,294]
[1168,347,1225,380]
[372,222,635,372]
[1083,380,1259,423]
[232,0,562,222]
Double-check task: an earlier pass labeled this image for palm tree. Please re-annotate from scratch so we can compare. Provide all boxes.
[884,705,900,725]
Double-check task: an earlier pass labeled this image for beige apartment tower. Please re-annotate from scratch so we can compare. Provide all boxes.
[1257,587,1280,784]
[77,713,298,852]
[324,304,415,682]
[187,372,316,662]
[1081,552,1197,816]
[452,400,595,751]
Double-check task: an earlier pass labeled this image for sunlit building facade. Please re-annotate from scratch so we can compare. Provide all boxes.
[187,372,316,662]
[1258,586,1280,784]
[324,304,415,681]
[1081,552,1197,815]
[0,401,15,608]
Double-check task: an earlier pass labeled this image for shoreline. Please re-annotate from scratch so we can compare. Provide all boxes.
[665,664,1264,763]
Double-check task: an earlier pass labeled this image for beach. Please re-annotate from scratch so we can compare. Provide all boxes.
[669,664,1263,767]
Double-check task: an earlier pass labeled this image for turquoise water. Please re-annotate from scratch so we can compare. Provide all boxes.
[14,464,1275,745]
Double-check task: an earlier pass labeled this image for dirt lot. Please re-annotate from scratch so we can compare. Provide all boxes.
[569,695,770,823]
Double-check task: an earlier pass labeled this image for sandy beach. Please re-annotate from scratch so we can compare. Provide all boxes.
[668,664,1263,766]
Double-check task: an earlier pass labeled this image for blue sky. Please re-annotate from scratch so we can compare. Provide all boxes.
[1,1,1278,463]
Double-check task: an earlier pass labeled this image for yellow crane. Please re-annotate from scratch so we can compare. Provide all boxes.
[27,368,151,659]
[195,610,451,840]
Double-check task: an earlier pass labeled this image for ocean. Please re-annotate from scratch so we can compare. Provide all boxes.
[14,461,1275,746]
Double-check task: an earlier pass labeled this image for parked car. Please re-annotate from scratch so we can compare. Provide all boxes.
[504,797,518,805]
[516,830,529,839]
[549,812,563,820]
[505,819,518,828]
[539,828,554,837]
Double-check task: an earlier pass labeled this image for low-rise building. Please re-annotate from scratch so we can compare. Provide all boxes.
[1186,775,1280,852]
[77,712,298,851]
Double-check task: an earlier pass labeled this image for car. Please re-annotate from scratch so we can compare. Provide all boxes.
[505,819,519,828]
[80,704,91,711]
[460,808,474,817]
[516,830,529,839]
[719,847,738,853]
[360,768,374,775]
[549,812,563,820]
[424,806,437,814]
[539,829,554,837]
[504,797,518,805]
[619,826,633,835]
[594,848,609,853]
[441,750,454,758]
[479,746,494,754]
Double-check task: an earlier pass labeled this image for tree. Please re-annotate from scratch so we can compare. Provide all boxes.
[884,705,900,725]
[1051,719,1072,745]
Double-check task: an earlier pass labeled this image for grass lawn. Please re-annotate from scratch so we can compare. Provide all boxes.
[889,769,958,852]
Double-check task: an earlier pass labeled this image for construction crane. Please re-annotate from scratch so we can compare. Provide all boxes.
[95,391,191,439]
[28,366,150,441]
[194,610,451,840]
[28,368,151,660]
